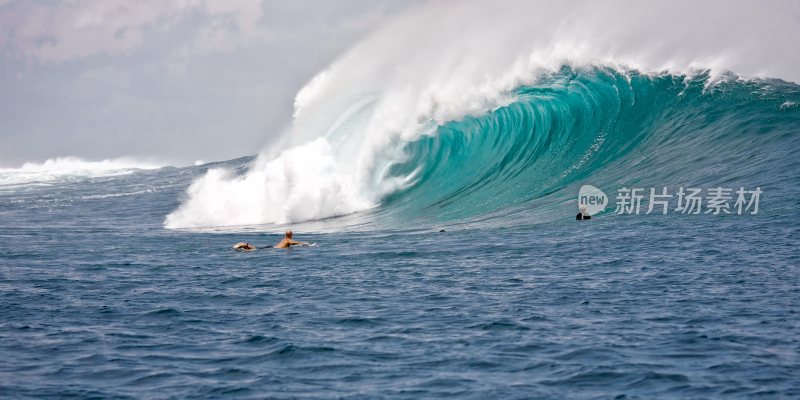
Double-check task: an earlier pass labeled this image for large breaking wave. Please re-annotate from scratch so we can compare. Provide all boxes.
[164,0,800,230]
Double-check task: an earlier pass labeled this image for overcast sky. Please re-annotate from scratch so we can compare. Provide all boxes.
[0,0,423,167]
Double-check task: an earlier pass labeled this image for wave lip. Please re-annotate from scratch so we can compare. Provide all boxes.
[0,157,163,186]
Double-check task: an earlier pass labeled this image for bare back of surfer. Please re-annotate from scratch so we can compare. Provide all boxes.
[275,230,309,249]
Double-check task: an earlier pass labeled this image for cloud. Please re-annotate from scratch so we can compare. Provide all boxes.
[0,0,268,63]
[192,0,269,55]
[1,1,186,62]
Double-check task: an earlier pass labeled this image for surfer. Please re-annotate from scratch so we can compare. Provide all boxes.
[232,242,257,251]
[576,205,592,220]
[232,231,309,251]
[274,230,310,248]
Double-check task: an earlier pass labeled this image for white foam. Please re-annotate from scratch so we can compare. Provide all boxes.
[0,156,163,186]
[166,0,800,229]
[164,138,373,229]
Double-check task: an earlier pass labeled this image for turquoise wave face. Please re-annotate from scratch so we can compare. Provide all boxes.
[376,66,800,227]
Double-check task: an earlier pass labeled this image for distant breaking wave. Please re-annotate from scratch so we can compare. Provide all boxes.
[0,157,163,186]
[164,0,800,230]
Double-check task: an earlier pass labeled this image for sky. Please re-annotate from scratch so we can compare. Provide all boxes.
[0,0,423,167]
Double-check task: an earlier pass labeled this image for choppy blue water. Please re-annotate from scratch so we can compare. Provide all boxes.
[2,69,800,398]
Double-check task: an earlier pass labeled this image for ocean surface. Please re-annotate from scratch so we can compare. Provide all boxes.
[2,68,800,398]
